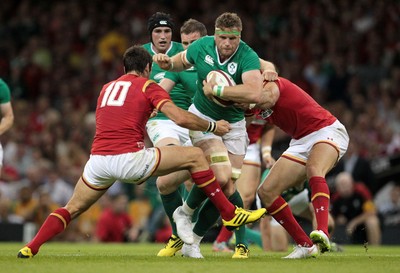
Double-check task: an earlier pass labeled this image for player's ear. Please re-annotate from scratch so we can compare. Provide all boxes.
[144,64,151,78]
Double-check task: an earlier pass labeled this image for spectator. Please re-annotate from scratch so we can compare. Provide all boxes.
[39,167,74,206]
[12,186,38,223]
[331,172,381,245]
[95,193,139,243]
[376,182,400,226]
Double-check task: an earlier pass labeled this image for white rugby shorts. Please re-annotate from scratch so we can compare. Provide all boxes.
[82,148,160,190]
[282,120,349,164]
[188,104,249,155]
[243,142,261,166]
[146,119,191,146]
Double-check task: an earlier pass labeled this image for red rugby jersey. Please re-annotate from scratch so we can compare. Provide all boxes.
[91,74,171,155]
[261,77,336,139]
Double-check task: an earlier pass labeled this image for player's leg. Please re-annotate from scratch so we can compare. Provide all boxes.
[148,120,190,256]
[155,145,266,243]
[308,121,349,252]
[156,169,190,256]
[307,142,341,252]
[269,217,290,251]
[257,157,317,258]
[18,177,107,258]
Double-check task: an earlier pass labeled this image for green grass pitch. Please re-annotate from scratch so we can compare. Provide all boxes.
[2,242,400,273]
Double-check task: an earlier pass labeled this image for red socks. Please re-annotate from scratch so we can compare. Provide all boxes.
[27,208,71,254]
[216,226,233,243]
[309,176,330,236]
[191,169,235,220]
[267,196,313,247]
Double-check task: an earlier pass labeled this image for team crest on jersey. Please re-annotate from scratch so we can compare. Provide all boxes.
[227,62,237,75]
[205,55,214,66]
[260,108,274,119]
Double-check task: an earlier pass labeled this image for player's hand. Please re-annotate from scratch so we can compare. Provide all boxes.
[263,154,276,169]
[149,108,158,118]
[262,69,278,82]
[214,120,231,136]
[202,73,217,99]
[346,220,357,235]
[152,54,172,71]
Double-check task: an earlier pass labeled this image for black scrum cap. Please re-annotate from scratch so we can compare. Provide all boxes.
[147,12,174,34]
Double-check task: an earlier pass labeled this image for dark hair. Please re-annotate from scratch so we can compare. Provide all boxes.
[147,12,174,34]
[215,12,242,30]
[123,45,152,74]
[180,18,207,36]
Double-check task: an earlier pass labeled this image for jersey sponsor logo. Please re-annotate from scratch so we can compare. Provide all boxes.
[260,109,274,119]
[227,62,237,74]
[205,55,214,66]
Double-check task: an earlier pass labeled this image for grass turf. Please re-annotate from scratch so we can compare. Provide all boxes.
[2,242,400,273]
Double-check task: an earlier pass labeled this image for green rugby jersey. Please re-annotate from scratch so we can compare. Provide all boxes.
[0,79,11,104]
[186,36,260,123]
[143,42,185,120]
[163,66,197,110]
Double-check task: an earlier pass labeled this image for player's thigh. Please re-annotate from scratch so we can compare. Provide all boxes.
[156,170,191,194]
[65,177,107,219]
[260,156,306,196]
[155,146,205,176]
[155,137,180,147]
[307,142,339,177]
[196,138,232,184]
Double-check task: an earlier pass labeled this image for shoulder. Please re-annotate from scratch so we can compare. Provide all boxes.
[142,79,160,93]
[0,79,10,93]
[142,43,152,53]
[171,42,184,52]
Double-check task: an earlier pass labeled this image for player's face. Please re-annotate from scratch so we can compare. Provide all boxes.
[151,27,172,54]
[181,32,201,50]
[214,28,241,61]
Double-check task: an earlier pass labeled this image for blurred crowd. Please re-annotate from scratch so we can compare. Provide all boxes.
[0,0,399,244]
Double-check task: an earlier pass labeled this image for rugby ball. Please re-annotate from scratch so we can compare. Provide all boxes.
[206,70,236,107]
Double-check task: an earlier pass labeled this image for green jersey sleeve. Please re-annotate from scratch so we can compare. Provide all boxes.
[0,79,11,104]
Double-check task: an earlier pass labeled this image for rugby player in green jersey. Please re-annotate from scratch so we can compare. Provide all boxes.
[150,18,208,257]
[0,79,14,175]
[154,12,276,258]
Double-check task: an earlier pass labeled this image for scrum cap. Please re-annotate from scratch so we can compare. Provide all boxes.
[147,12,174,34]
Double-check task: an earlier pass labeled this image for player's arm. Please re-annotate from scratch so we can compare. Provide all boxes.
[256,81,280,109]
[260,59,278,82]
[0,102,14,135]
[203,69,263,104]
[260,124,276,169]
[159,78,176,93]
[152,51,193,72]
[159,101,230,136]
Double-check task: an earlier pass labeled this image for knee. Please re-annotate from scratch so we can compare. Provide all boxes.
[241,193,255,209]
[365,215,380,229]
[222,181,235,197]
[156,177,172,194]
[257,186,277,207]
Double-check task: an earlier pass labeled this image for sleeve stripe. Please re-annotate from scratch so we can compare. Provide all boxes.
[156,99,171,110]
[142,80,156,92]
